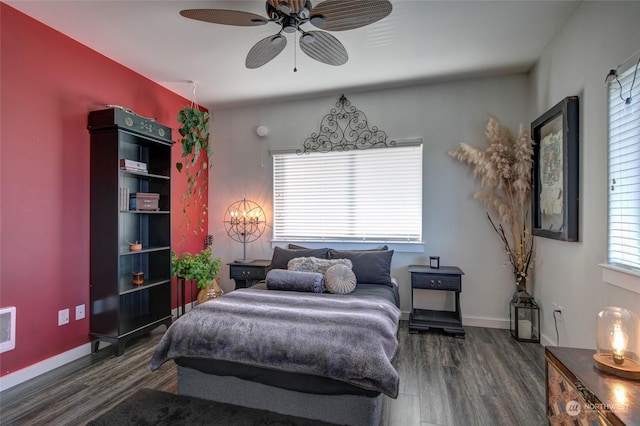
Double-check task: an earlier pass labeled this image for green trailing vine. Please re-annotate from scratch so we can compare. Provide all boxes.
[176,107,210,172]
[171,247,222,290]
[176,107,211,241]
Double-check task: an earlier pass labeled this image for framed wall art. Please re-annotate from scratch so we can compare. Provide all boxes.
[531,96,579,242]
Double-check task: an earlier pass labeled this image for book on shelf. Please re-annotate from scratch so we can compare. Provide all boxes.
[129,192,160,211]
[119,187,130,211]
[119,159,147,173]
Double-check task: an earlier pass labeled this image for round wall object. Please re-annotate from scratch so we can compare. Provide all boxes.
[256,125,269,137]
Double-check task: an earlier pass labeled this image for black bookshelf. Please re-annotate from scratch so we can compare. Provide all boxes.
[88,108,173,356]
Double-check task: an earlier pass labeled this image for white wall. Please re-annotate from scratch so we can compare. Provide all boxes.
[530,1,640,348]
[209,75,531,327]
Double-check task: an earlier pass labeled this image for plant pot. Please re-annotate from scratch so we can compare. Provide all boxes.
[132,271,144,285]
[197,278,223,303]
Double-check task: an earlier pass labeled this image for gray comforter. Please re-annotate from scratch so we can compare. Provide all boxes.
[151,288,401,397]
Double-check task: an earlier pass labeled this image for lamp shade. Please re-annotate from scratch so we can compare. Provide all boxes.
[594,307,640,380]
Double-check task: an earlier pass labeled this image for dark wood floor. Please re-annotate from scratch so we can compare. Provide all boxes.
[0,322,547,426]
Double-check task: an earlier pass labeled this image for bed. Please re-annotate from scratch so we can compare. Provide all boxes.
[151,247,400,426]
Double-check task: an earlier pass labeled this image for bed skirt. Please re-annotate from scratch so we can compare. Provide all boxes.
[177,365,384,426]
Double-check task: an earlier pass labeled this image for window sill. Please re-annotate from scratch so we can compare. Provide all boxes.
[271,240,424,253]
[599,263,640,295]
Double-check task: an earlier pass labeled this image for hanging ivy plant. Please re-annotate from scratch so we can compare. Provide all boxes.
[176,107,212,242]
[176,107,210,172]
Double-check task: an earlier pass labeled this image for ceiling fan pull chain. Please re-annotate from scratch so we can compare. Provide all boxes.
[294,31,298,72]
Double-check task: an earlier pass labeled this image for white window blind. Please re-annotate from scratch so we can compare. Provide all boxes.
[608,61,640,270]
[273,143,422,243]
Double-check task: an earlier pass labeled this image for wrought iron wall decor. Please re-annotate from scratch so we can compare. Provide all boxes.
[298,94,395,154]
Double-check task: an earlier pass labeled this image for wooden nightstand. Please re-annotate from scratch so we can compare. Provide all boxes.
[546,346,639,426]
[228,260,271,289]
[408,265,465,338]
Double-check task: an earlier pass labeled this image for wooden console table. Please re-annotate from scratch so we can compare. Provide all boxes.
[546,346,639,425]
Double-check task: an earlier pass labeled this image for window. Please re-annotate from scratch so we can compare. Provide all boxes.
[608,60,640,270]
[272,142,422,243]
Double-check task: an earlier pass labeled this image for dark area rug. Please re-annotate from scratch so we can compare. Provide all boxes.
[87,388,338,425]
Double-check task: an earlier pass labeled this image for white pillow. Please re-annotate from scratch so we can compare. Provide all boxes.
[324,264,357,294]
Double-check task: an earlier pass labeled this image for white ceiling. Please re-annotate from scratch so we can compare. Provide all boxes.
[6,0,581,109]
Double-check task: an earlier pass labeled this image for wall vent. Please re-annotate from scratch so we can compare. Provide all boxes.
[0,307,16,353]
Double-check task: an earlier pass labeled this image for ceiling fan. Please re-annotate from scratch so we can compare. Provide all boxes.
[180,0,393,69]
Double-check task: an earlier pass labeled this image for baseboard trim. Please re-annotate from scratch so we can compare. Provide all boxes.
[401,312,509,330]
[0,343,92,392]
[540,332,556,348]
[462,315,509,329]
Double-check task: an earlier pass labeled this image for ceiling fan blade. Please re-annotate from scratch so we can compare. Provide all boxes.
[309,0,392,31]
[180,9,268,26]
[246,34,288,69]
[299,31,348,66]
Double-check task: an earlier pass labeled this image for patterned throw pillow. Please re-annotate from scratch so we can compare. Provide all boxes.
[287,257,353,275]
[324,264,357,294]
[270,247,330,270]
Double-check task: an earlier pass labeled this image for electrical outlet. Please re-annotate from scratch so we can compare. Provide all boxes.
[58,309,69,326]
[75,304,85,320]
[553,303,564,322]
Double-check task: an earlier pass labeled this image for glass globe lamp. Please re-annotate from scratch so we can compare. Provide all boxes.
[593,307,640,380]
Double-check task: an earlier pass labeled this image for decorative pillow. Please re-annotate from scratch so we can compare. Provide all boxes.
[288,244,311,249]
[324,264,357,294]
[328,249,394,285]
[287,257,353,275]
[270,246,330,270]
[289,244,388,251]
[265,269,324,293]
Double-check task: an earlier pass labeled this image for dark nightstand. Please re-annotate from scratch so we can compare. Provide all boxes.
[408,265,465,338]
[228,260,271,289]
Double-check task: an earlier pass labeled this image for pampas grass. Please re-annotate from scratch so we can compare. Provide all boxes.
[449,117,534,291]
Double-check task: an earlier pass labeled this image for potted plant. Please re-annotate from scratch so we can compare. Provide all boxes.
[449,116,535,293]
[172,247,223,300]
[176,106,211,239]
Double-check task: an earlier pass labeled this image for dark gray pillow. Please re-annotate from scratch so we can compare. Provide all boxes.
[328,249,393,285]
[265,269,324,293]
[289,244,388,251]
[270,246,330,270]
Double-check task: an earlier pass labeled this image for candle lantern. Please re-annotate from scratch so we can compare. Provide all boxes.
[594,307,640,380]
[509,291,540,342]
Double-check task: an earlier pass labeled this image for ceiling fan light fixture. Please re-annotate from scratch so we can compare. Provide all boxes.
[302,32,315,43]
[298,5,310,20]
[278,2,292,14]
[270,34,285,45]
[310,15,325,26]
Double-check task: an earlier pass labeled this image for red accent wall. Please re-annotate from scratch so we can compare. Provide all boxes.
[0,4,208,376]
